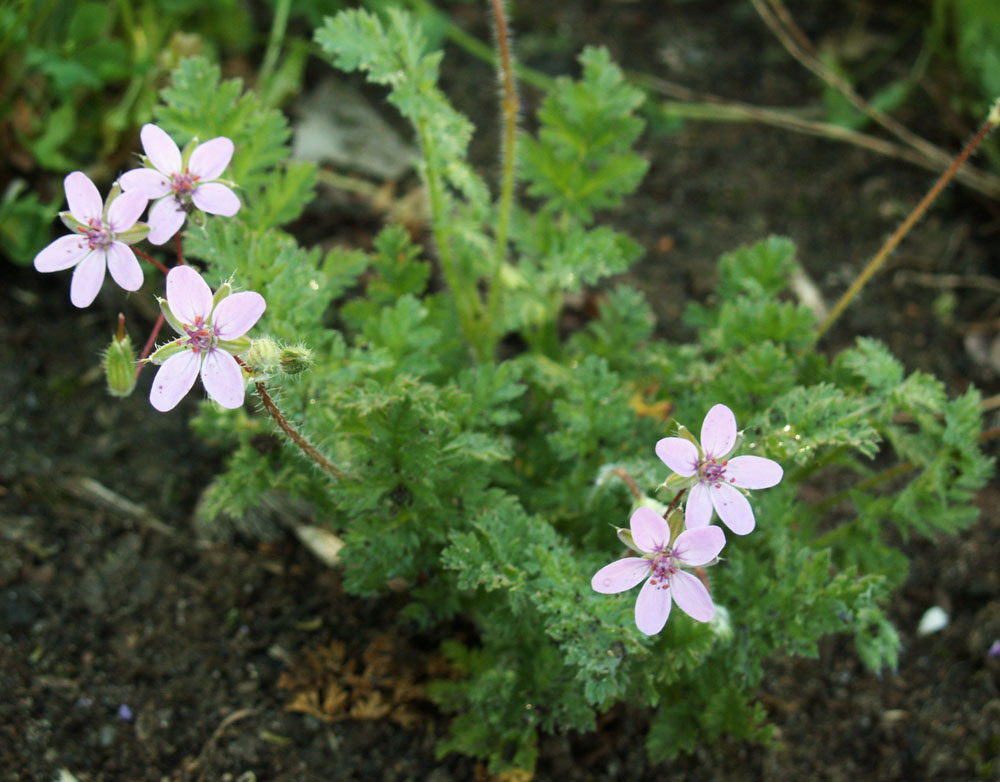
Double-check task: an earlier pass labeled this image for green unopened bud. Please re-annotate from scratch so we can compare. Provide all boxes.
[243,337,281,375]
[279,345,313,375]
[104,314,137,398]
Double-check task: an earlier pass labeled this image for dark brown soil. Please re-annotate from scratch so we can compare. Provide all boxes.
[2,1,999,780]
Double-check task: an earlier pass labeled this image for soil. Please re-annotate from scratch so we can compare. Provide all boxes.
[2,1,999,781]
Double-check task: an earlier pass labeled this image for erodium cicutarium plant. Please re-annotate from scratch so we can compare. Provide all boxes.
[25,10,997,774]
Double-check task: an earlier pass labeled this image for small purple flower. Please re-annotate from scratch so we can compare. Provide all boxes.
[148,265,265,412]
[33,172,149,308]
[592,507,726,636]
[120,123,240,245]
[117,703,134,722]
[989,639,1000,659]
[656,404,783,535]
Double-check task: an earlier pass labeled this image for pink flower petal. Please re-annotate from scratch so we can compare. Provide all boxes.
[189,136,234,180]
[655,436,699,476]
[146,196,187,245]
[200,349,245,409]
[669,569,715,622]
[106,190,147,232]
[672,526,726,567]
[212,291,266,341]
[149,349,201,412]
[34,234,90,272]
[726,455,783,489]
[106,242,143,291]
[141,123,181,176]
[591,558,650,594]
[191,182,240,216]
[700,403,737,457]
[120,167,172,199]
[630,506,670,553]
[711,482,756,535]
[166,265,213,325]
[64,172,103,224]
[69,251,107,308]
[635,576,671,635]
[685,481,714,528]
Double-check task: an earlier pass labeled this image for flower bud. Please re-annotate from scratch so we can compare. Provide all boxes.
[279,345,313,375]
[104,317,137,398]
[243,337,281,375]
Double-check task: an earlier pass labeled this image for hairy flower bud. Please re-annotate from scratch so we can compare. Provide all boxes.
[279,345,313,375]
[243,338,281,375]
[104,316,137,398]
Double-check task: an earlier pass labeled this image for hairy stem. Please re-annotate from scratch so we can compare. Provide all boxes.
[814,109,998,341]
[254,381,344,481]
[485,0,519,339]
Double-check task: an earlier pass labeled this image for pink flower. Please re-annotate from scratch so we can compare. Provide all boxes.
[655,403,783,535]
[120,124,240,245]
[148,266,265,412]
[591,507,725,635]
[33,172,148,308]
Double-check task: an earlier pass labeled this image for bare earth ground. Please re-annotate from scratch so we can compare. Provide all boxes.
[2,1,1000,780]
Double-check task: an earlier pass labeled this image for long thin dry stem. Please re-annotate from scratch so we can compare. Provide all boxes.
[814,113,998,340]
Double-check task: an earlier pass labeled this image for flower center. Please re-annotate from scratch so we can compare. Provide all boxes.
[184,316,217,354]
[171,171,200,199]
[647,550,676,591]
[82,219,111,251]
[699,456,732,488]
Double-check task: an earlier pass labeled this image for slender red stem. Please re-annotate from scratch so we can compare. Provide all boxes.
[133,248,169,274]
[665,488,687,516]
[613,468,642,500]
[174,233,185,266]
[136,313,165,378]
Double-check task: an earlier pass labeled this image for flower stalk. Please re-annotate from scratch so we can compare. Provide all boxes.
[254,381,344,481]
[814,101,1000,341]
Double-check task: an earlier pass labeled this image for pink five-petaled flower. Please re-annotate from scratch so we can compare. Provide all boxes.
[120,123,240,245]
[148,266,265,412]
[33,172,149,308]
[655,403,783,535]
[592,507,726,636]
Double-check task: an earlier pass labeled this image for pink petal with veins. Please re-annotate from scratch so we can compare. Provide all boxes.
[120,167,172,199]
[107,190,147,232]
[189,137,234,180]
[726,455,783,489]
[166,265,214,325]
[655,436,699,476]
[106,242,143,291]
[635,577,671,636]
[69,251,107,308]
[146,197,187,245]
[192,182,240,216]
[700,403,737,457]
[212,291,265,341]
[685,481,714,528]
[201,349,245,409]
[149,350,201,412]
[672,526,726,567]
[140,124,181,176]
[591,558,650,594]
[34,235,90,272]
[711,482,756,535]
[669,569,715,622]
[630,506,670,553]
[64,172,103,224]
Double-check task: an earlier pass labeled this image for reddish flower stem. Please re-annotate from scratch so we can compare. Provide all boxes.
[252,381,344,480]
[613,468,642,500]
[133,248,169,275]
[135,313,165,378]
[665,488,687,516]
[174,233,185,266]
